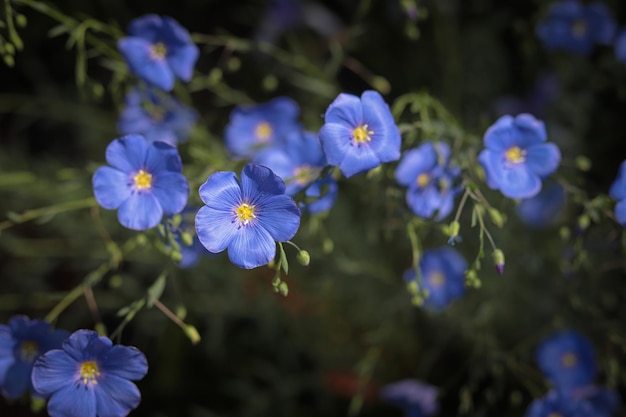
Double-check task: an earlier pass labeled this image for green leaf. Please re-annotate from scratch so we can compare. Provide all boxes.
[279,243,289,275]
[147,273,167,308]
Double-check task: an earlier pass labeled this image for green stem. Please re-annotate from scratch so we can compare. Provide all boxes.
[0,196,97,232]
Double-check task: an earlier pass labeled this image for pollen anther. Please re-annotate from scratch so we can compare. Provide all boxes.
[255,121,273,142]
[236,203,256,225]
[134,170,153,190]
[150,42,168,59]
[505,146,526,164]
[352,124,373,144]
[79,361,100,385]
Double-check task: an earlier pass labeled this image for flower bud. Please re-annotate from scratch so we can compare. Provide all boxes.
[493,249,505,276]
[296,250,310,266]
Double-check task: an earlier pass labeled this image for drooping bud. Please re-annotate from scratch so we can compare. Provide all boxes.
[493,249,505,276]
[296,250,311,266]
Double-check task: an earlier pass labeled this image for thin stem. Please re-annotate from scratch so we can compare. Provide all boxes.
[453,187,471,224]
[150,296,187,330]
[0,197,97,232]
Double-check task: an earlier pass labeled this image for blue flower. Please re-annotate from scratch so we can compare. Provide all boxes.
[117,87,197,146]
[609,160,626,226]
[478,114,561,199]
[302,174,338,214]
[524,390,603,417]
[225,97,301,158]
[319,90,401,178]
[395,142,460,221]
[615,28,626,64]
[516,181,566,227]
[403,247,467,310]
[573,386,621,416]
[118,14,199,92]
[195,164,301,269]
[0,316,68,399]
[93,134,189,231]
[536,0,616,55]
[32,330,148,417]
[535,330,597,392]
[381,379,439,417]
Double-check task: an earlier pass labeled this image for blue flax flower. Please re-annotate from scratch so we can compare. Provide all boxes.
[395,142,460,221]
[195,164,301,269]
[524,390,606,417]
[319,90,401,178]
[536,0,616,55]
[225,97,301,158]
[302,174,338,214]
[615,28,626,64]
[93,134,189,231]
[478,114,561,199]
[381,379,439,417]
[609,160,626,226]
[573,386,621,416]
[32,330,148,417]
[516,181,566,227]
[0,316,68,399]
[403,247,467,310]
[118,14,199,92]
[536,330,596,392]
[117,87,197,146]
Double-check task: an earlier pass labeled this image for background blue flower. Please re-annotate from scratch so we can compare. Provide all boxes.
[117,87,197,146]
[403,247,467,310]
[32,329,148,417]
[118,14,199,91]
[615,28,626,64]
[478,114,561,199]
[609,160,626,226]
[535,330,597,392]
[536,0,616,55]
[0,316,68,399]
[516,181,566,227]
[318,90,401,178]
[381,379,439,417]
[195,164,301,269]
[524,390,601,417]
[225,97,301,158]
[302,174,338,214]
[92,134,189,230]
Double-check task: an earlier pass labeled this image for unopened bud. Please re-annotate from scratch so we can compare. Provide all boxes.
[493,249,505,276]
[296,250,310,266]
[183,324,201,345]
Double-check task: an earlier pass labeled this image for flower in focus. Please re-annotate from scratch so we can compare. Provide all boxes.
[117,87,197,146]
[516,181,566,227]
[609,160,626,226]
[403,247,467,310]
[225,97,301,158]
[381,379,439,417]
[92,134,189,231]
[535,330,596,392]
[195,164,301,269]
[536,0,616,55]
[0,316,68,399]
[524,390,604,417]
[478,114,561,199]
[395,142,460,221]
[32,330,148,417]
[319,90,401,178]
[118,14,199,91]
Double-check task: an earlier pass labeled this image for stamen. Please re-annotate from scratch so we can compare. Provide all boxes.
[504,146,526,164]
[417,173,430,187]
[352,124,373,144]
[430,271,446,287]
[19,341,39,362]
[255,122,273,142]
[561,352,577,368]
[150,42,168,59]
[79,361,100,386]
[134,170,153,190]
[236,203,256,225]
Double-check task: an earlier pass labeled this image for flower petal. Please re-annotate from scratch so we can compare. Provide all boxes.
[525,143,561,178]
[395,143,437,187]
[60,330,102,362]
[610,161,626,201]
[94,374,141,417]
[145,141,183,173]
[339,145,380,178]
[483,115,516,151]
[514,113,547,145]
[499,164,542,199]
[152,172,189,215]
[477,149,501,190]
[319,123,353,167]
[100,345,148,381]
[406,186,439,219]
[361,90,401,162]
[118,38,175,91]
[324,93,362,126]
[167,44,199,82]
[241,164,286,202]
[227,225,276,269]
[117,192,163,230]
[105,134,148,173]
[93,167,132,210]
[47,383,96,417]
[256,194,301,241]
[2,362,31,399]
[127,14,162,41]
[195,205,237,253]
[32,350,77,395]
[198,171,242,209]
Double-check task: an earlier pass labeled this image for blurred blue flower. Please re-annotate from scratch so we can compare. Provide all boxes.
[536,0,616,55]
[118,14,199,91]
[395,142,460,221]
[478,114,561,199]
[117,87,197,146]
[615,28,626,64]
[609,160,626,226]
[403,247,467,310]
[536,330,597,392]
[32,330,148,417]
[0,316,68,399]
[165,209,210,269]
[225,97,301,158]
[195,164,301,269]
[524,390,603,417]
[516,181,566,227]
[381,379,439,417]
[302,174,338,214]
[319,90,401,178]
[92,134,189,231]
[573,386,621,416]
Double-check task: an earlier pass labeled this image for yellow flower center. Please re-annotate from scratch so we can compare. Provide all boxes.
[79,361,100,385]
[236,203,256,225]
[561,352,577,368]
[150,42,168,59]
[352,124,373,143]
[255,121,273,142]
[429,271,445,287]
[417,173,430,187]
[505,146,526,164]
[20,340,39,362]
[571,19,587,38]
[134,169,153,190]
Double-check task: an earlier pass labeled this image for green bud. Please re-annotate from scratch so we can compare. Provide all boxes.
[277,281,289,297]
[109,275,123,288]
[208,68,222,84]
[448,220,460,238]
[175,305,187,320]
[184,324,201,345]
[136,233,148,246]
[262,75,278,91]
[411,295,424,306]
[371,76,391,94]
[575,155,592,172]
[181,232,193,247]
[5,43,15,55]
[488,208,505,228]
[3,55,14,67]
[227,56,241,72]
[577,214,590,231]
[16,14,27,27]
[296,250,310,266]
[170,250,183,263]
[493,249,505,276]
[406,280,418,295]
[559,226,571,241]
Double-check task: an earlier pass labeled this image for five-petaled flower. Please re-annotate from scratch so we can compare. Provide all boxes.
[381,379,439,417]
[535,330,597,392]
[516,181,566,228]
[395,141,460,221]
[403,247,467,310]
[536,0,616,55]
[92,134,189,231]
[319,90,401,178]
[478,113,561,199]
[32,330,148,417]
[0,316,68,400]
[195,164,301,269]
[609,160,626,226]
[524,390,608,417]
[225,97,301,158]
[118,14,199,92]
